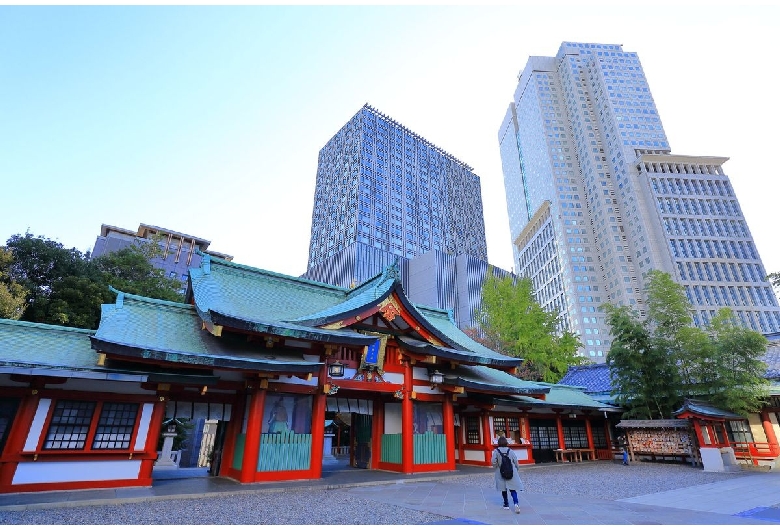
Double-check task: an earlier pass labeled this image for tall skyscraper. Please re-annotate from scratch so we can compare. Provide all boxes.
[304,104,498,329]
[499,42,780,360]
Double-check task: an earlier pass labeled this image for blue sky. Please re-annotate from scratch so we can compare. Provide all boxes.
[2,4,779,278]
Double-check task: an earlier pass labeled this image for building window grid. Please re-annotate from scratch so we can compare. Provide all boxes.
[93,402,140,450]
[43,400,140,451]
[44,400,96,450]
[465,416,481,445]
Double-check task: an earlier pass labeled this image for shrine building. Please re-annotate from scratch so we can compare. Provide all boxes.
[0,255,616,493]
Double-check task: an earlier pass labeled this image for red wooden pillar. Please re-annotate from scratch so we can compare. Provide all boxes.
[693,419,706,447]
[138,397,168,480]
[481,411,492,463]
[719,422,730,447]
[443,396,455,471]
[556,413,565,449]
[761,411,779,453]
[603,418,612,450]
[401,361,414,473]
[239,387,266,483]
[220,394,245,477]
[310,392,326,478]
[585,416,594,449]
[0,392,41,489]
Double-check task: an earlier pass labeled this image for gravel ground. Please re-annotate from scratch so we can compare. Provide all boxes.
[448,460,740,500]
[0,461,744,525]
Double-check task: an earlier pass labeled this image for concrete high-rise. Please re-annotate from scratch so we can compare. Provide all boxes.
[91,223,233,294]
[304,104,500,330]
[499,42,780,360]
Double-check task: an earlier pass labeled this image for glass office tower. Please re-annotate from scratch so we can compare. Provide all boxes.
[306,104,488,288]
[499,42,780,360]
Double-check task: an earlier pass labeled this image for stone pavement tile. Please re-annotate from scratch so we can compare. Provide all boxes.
[62,489,118,501]
[114,487,154,499]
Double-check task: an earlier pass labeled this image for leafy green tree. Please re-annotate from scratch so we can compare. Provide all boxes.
[705,308,769,416]
[92,247,183,302]
[4,232,183,328]
[0,247,28,319]
[477,269,584,383]
[605,270,769,419]
[603,303,679,419]
[5,232,100,325]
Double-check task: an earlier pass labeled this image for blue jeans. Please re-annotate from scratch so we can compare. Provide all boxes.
[502,489,519,505]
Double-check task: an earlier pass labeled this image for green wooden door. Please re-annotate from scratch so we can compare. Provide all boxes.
[354,414,372,469]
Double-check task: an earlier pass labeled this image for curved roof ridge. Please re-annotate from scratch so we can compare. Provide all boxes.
[0,318,95,334]
[201,254,348,294]
[108,287,194,311]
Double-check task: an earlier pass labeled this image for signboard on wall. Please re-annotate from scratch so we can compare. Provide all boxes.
[360,331,388,371]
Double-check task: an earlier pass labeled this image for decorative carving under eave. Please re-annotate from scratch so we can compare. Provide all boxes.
[352,368,387,383]
[378,296,402,321]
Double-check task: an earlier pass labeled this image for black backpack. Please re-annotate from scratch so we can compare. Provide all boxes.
[498,448,513,479]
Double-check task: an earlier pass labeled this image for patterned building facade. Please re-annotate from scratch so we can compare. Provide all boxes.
[304,104,496,330]
[499,42,780,360]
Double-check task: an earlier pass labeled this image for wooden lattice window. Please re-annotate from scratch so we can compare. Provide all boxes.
[44,400,95,450]
[726,420,754,443]
[0,398,19,454]
[43,400,140,451]
[492,416,520,442]
[93,402,139,449]
[465,416,480,444]
[592,424,608,448]
[529,422,559,449]
[562,420,588,448]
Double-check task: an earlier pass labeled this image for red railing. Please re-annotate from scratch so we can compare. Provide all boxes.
[730,441,780,466]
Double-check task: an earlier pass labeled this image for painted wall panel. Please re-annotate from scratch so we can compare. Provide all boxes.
[24,398,51,452]
[463,449,485,461]
[12,460,142,484]
[134,402,154,451]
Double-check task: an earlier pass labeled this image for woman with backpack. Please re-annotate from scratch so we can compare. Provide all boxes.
[491,436,524,513]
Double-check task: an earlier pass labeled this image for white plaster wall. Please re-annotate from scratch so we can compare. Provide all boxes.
[749,413,768,442]
[380,371,403,384]
[384,402,402,434]
[24,399,51,452]
[13,460,142,485]
[463,449,485,461]
[133,403,155,451]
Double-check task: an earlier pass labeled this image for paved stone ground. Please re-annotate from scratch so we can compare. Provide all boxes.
[1,461,772,525]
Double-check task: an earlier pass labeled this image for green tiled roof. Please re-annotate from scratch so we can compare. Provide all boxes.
[442,364,549,394]
[538,383,621,410]
[480,382,619,411]
[291,268,398,325]
[93,291,322,373]
[190,256,347,324]
[188,256,523,370]
[398,336,521,368]
[673,399,743,420]
[415,306,513,362]
[0,319,148,382]
[0,318,96,370]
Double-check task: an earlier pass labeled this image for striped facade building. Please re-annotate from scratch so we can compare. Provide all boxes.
[304,104,504,330]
